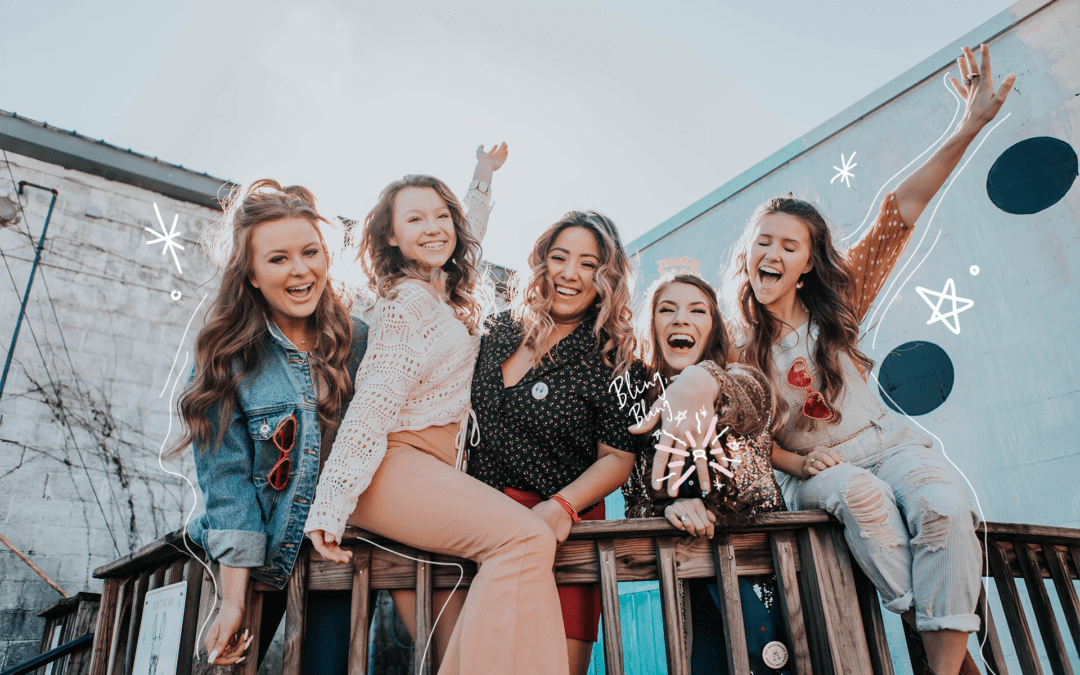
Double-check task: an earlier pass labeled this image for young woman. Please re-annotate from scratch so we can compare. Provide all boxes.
[304,147,572,675]
[178,180,368,671]
[624,274,790,675]
[653,45,1013,675]
[468,210,640,675]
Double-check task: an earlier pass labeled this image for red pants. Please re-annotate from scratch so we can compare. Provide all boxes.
[503,487,604,642]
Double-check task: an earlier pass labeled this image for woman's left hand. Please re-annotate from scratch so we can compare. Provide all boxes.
[533,498,573,544]
[952,44,1015,130]
[476,143,509,172]
[665,498,716,539]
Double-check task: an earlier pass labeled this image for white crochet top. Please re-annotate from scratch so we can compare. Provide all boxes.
[305,189,491,540]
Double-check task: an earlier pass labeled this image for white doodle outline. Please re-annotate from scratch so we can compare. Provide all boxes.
[831,151,858,188]
[916,278,974,334]
[146,203,186,274]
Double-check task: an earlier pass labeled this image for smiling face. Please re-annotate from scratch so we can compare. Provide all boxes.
[546,226,600,323]
[248,216,328,329]
[747,212,814,311]
[388,186,457,273]
[653,282,715,374]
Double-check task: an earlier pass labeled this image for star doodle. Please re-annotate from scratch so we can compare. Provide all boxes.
[831,151,858,188]
[674,410,687,424]
[145,203,185,274]
[916,278,974,335]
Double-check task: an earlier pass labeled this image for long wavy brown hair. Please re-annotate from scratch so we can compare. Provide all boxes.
[512,211,636,376]
[358,174,485,332]
[171,179,355,456]
[722,196,872,431]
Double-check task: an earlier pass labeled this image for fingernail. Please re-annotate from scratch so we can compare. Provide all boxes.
[245,636,254,650]
[237,656,246,664]
[208,650,218,664]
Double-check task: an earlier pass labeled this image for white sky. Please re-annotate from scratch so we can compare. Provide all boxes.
[2,0,1014,270]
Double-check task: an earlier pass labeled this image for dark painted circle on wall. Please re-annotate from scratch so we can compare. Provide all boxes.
[877,341,954,416]
[986,136,1078,214]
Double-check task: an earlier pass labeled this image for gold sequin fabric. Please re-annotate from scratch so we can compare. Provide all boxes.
[622,363,785,526]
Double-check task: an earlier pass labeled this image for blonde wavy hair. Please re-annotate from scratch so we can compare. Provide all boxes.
[358,174,486,332]
[511,211,636,375]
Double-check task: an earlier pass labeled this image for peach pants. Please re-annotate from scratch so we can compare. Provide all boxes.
[346,423,569,675]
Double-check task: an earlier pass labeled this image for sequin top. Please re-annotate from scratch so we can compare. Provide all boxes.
[623,362,785,525]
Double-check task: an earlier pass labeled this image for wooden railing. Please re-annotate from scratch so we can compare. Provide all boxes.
[83,514,1080,675]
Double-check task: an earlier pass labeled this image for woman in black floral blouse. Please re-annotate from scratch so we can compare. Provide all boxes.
[624,274,793,675]
[469,211,642,675]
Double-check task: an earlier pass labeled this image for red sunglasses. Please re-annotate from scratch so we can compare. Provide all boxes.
[267,415,296,491]
[786,357,835,422]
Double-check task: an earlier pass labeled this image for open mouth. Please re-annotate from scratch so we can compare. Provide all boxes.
[421,241,446,250]
[666,333,696,352]
[757,265,783,288]
[286,283,313,298]
[556,286,580,297]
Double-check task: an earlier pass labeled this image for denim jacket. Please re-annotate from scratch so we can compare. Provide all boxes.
[187,315,368,588]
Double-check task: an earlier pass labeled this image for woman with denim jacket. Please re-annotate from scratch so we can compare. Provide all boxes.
[174,180,368,671]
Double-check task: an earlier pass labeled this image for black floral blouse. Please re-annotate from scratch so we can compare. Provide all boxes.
[469,310,643,498]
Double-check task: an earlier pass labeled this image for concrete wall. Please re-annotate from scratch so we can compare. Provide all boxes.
[0,152,217,667]
[624,0,1080,672]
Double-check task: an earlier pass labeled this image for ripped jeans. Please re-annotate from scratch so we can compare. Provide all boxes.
[776,420,982,633]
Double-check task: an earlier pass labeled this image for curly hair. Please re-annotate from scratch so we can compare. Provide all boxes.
[357,174,486,332]
[511,211,636,376]
[722,195,873,431]
[171,179,355,457]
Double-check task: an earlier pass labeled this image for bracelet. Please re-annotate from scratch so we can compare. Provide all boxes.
[550,493,581,522]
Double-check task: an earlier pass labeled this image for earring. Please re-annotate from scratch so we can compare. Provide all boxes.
[796,279,805,289]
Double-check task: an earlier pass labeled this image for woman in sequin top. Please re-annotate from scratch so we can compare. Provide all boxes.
[718,45,1012,675]
[624,274,792,675]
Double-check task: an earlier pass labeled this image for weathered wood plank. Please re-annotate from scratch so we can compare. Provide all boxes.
[282,549,309,675]
[988,540,1044,675]
[850,563,894,675]
[656,537,689,675]
[769,531,812,675]
[175,559,204,675]
[414,553,433,675]
[122,570,151,675]
[975,584,1010,675]
[1015,542,1074,675]
[796,526,872,675]
[348,544,373,675]
[165,558,185,586]
[712,533,750,675]
[88,578,121,675]
[1044,544,1080,655]
[92,529,202,579]
[104,577,132,675]
[562,512,834,540]
[235,583,262,675]
[596,539,624,675]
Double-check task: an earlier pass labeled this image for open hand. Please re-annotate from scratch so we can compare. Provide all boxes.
[476,143,509,172]
[630,365,718,498]
[308,529,352,563]
[951,44,1015,130]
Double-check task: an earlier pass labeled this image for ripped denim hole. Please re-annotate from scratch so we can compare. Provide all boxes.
[901,464,949,496]
[842,475,901,547]
[911,495,950,552]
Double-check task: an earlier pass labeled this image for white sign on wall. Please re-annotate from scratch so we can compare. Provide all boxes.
[131,581,187,675]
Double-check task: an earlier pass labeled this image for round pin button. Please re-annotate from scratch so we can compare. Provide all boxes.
[260,422,270,434]
[531,382,549,400]
[762,640,788,669]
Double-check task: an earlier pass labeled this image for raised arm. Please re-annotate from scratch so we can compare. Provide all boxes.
[893,44,1014,226]
[462,143,509,242]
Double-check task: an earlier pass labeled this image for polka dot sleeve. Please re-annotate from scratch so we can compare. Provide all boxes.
[847,191,914,324]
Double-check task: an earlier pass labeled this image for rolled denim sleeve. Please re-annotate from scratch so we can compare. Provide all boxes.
[192,398,268,568]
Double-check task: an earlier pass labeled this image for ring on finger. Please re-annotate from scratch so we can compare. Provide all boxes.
[963,78,972,86]
[680,514,691,521]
